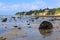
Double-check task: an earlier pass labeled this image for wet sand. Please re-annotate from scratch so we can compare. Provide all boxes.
[0,20,60,40]
[0,28,28,40]
[0,16,60,40]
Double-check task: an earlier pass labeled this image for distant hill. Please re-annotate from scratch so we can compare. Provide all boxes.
[15,8,60,16]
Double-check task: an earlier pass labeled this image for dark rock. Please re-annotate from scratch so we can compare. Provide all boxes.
[39,21,53,30]
[12,17,16,21]
[28,26,31,28]
[49,17,56,21]
[12,17,15,19]
[2,18,7,22]
[5,27,7,29]
[14,26,18,28]
[18,17,21,18]
[27,21,28,22]
[32,19,34,22]
[27,24,30,25]
[35,17,39,19]
[0,37,7,40]
[17,17,20,18]
[49,19,54,21]
[18,27,21,30]
[49,19,55,21]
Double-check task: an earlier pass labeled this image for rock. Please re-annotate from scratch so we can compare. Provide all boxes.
[28,26,31,28]
[49,18,55,21]
[12,17,15,19]
[27,24,30,25]
[32,19,34,22]
[14,26,18,28]
[0,37,7,40]
[5,27,7,29]
[18,27,21,30]
[35,17,39,19]
[39,21,53,30]
[2,18,7,22]
[49,17,56,21]
[12,17,16,21]
[27,21,28,22]
[17,17,21,19]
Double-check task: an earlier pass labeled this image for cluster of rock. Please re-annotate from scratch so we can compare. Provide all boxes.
[0,16,55,30]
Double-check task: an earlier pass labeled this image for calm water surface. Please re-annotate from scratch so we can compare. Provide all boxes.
[27,20,60,40]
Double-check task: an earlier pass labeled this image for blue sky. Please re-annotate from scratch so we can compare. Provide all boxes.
[0,0,60,15]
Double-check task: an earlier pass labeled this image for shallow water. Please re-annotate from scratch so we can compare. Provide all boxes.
[25,20,60,40]
[0,16,60,40]
[11,20,60,40]
[0,28,9,34]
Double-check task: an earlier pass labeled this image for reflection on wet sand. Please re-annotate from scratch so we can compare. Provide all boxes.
[39,29,53,37]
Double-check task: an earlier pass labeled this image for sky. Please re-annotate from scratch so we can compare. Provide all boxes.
[0,0,60,15]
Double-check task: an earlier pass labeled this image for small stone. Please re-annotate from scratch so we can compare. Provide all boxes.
[32,19,34,22]
[27,24,30,25]
[14,26,18,28]
[18,27,21,30]
[27,21,28,22]
[28,26,31,28]
[12,17,15,19]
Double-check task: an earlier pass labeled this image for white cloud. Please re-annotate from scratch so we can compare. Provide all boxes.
[0,4,19,11]
[14,0,48,11]
[1,0,60,15]
[1,0,60,12]
[0,0,48,12]
[8,4,20,10]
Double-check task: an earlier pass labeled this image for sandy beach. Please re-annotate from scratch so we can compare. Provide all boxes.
[0,28,28,40]
[0,16,60,40]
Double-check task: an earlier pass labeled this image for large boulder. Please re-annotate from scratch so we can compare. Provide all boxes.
[39,21,53,30]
